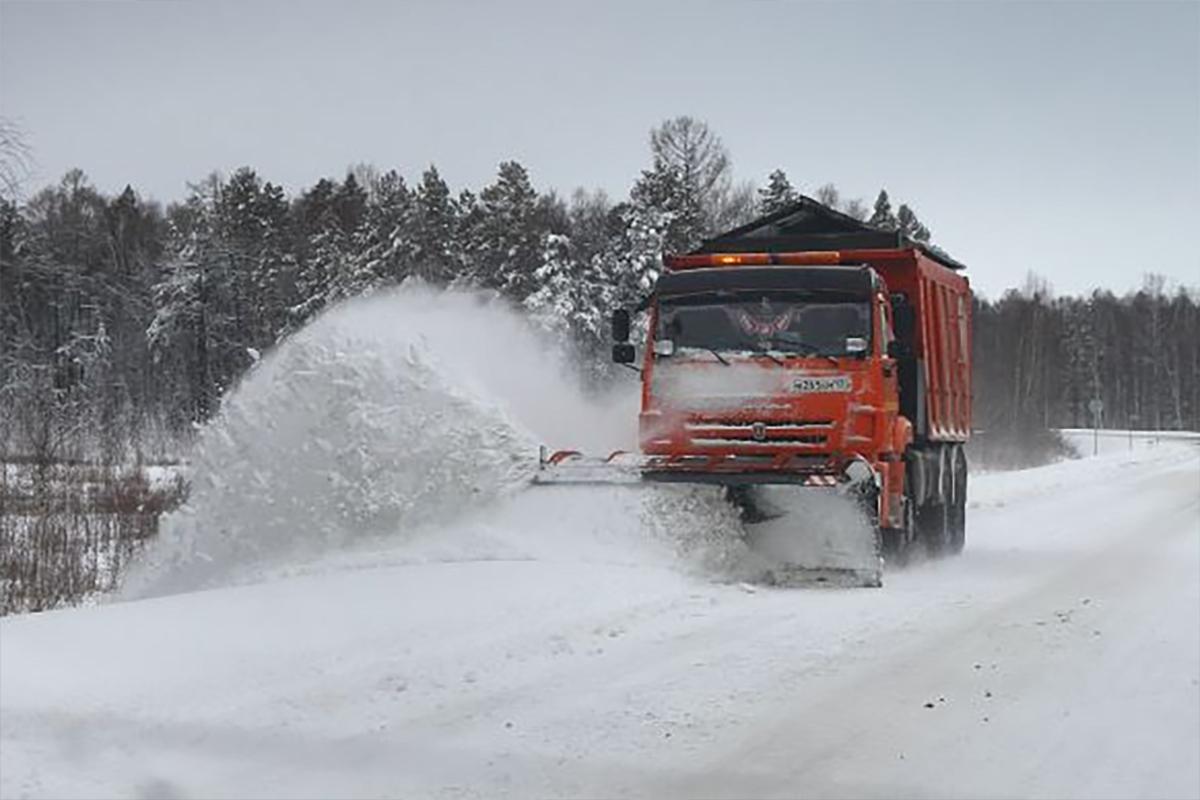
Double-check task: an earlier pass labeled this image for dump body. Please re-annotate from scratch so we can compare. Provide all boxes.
[829,247,972,442]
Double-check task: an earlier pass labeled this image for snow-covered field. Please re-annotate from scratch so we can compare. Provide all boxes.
[2,289,1198,800]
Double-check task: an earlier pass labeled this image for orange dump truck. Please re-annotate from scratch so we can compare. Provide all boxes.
[539,197,972,584]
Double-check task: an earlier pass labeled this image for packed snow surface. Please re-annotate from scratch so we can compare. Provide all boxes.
[3,288,1198,799]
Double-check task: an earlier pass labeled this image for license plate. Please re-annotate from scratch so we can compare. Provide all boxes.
[792,375,852,393]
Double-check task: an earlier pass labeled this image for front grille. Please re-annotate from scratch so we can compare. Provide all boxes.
[684,420,834,448]
[690,436,826,447]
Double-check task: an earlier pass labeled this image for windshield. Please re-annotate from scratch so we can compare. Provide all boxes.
[656,294,871,357]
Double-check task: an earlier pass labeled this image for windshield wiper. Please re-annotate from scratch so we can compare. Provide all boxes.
[704,347,730,366]
[750,348,785,366]
[764,336,840,366]
[800,350,841,366]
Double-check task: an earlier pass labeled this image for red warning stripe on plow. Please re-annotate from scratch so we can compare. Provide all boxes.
[803,474,840,487]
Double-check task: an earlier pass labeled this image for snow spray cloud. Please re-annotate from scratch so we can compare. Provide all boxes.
[122,285,642,598]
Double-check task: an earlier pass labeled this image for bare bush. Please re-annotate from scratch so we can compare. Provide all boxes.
[966,426,1075,471]
[0,462,187,615]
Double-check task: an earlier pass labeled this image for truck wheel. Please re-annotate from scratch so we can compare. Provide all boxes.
[947,471,967,555]
[945,448,968,555]
[918,499,950,557]
[882,495,915,567]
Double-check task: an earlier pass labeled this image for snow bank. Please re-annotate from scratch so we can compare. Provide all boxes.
[969,437,1199,513]
[1060,427,1200,458]
[122,285,744,598]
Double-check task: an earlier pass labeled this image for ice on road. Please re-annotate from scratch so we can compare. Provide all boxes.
[3,444,1197,800]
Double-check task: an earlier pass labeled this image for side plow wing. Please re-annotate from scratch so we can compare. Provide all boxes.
[532,448,648,485]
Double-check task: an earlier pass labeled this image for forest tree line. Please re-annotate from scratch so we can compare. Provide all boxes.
[1,116,1197,465]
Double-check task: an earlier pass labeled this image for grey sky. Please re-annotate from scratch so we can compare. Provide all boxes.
[2,0,1197,298]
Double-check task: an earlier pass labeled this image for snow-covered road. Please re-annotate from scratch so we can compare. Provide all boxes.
[3,444,1197,800]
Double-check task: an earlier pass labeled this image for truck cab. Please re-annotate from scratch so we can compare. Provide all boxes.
[610,198,971,562]
[633,263,907,487]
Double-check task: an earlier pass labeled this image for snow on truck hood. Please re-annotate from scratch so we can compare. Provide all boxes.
[649,356,858,412]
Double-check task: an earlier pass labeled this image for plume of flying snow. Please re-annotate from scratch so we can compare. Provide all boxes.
[122,284,750,599]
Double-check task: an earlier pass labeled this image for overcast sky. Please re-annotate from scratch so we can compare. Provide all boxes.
[2,0,1197,298]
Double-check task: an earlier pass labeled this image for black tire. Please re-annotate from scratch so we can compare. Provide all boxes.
[947,479,967,555]
[917,499,950,557]
[881,495,915,567]
[946,450,968,555]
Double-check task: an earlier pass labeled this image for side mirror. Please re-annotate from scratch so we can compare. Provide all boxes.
[611,309,630,343]
[612,343,636,364]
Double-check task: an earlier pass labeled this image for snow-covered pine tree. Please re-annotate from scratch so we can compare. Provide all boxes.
[410,166,459,284]
[293,178,336,255]
[148,177,247,422]
[336,170,413,300]
[292,209,348,325]
[446,188,480,289]
[596,186,672,318]
[332,172,367,236]
[473,161,543,300]
[628,161,702,256]
[524,233,582,337]
[868,189,899,231]
[896,203,932,243]
[757,169,798,215]
[566,189,614,265]
[255,186,295,342]
[288,172,372,323]
[529,189,621,356]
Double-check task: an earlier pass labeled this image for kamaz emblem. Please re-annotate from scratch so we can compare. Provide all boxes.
[751,422,767,441]
[735,309,794,337]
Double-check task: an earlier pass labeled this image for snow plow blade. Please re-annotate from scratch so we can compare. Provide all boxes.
[730,481,883,588]
[531,448,648,485]
[533,448,884,588]
[761,566,883,589]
